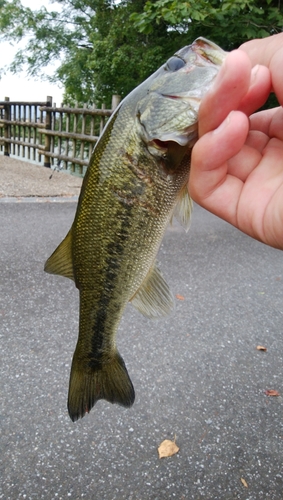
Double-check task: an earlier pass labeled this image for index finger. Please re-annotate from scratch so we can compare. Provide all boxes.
[240,33,283,105]
[198,50,251,136]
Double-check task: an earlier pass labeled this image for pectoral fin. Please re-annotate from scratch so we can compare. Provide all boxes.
[44,230,74,281]
[130,264,174,318]
[173,184,192,232]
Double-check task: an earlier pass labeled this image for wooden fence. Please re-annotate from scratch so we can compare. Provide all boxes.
[0,95,120,176]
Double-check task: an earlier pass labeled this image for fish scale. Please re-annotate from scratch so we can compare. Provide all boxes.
[44,37,226,421]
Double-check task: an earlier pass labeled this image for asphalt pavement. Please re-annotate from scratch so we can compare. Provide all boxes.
[1,178,283,499]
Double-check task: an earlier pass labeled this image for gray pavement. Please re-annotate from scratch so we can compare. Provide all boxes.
[1,168,283,499]
[0,155,82,198]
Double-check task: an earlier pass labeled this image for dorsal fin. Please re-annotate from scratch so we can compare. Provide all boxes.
[44,230,74,281]
[130,263,174,318]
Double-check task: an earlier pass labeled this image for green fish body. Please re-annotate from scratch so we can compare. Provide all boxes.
[45,38,226,421]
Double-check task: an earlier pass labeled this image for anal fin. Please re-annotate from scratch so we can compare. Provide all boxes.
[130,263,174,318]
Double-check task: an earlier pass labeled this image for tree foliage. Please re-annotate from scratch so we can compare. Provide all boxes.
[0,0,183,105]
[0,0,282,105]
[131,0,283,50]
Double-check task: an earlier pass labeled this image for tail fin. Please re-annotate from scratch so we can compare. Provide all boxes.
[67,351,135,421]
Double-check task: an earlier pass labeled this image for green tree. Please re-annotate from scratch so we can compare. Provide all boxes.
[0,0,282,105]
[0,0,185,105]
[131,0,283,50]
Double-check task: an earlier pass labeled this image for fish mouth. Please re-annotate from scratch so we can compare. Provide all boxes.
[137,37,226,151]
[191,37,226,66]
[159,38,226,102]
[161,94,201,106]
[176,37,226,68]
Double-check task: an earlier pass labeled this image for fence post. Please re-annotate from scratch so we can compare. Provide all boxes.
[4,97,10,157]
[100,103,106,135]
[111,94,121,110]
[44,95,52,168]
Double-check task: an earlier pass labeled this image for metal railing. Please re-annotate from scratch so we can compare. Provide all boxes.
[0,95,120,176]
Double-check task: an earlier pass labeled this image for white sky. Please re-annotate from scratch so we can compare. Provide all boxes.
[0,0,64,104]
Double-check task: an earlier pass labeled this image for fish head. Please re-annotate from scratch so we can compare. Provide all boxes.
[135,37,227,170]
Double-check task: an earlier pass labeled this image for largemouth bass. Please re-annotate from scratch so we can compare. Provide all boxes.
[45,37,226,421]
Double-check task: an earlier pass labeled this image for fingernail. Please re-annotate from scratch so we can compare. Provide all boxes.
[212,111,233,135]
[251,64,260,85]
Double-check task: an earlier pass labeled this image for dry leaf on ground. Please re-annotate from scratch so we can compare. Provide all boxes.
[176,294,185,301]
[256,345,267,351]
[240,478,248,488]
[265,389,280,397]
[158,439,179,459]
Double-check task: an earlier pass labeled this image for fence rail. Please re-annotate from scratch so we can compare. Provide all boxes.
[0,95,120,176]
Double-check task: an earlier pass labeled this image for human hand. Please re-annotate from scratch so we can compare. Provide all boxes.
[189,34,283,250]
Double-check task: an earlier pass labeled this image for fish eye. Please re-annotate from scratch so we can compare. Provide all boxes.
[165,56,186,72]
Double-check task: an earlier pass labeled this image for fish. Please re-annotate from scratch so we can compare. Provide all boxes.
[44,37,226,421]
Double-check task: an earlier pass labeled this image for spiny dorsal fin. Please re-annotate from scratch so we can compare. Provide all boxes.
[44,230,74,281]
[130,263,174,318]
[173,184,193,232]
